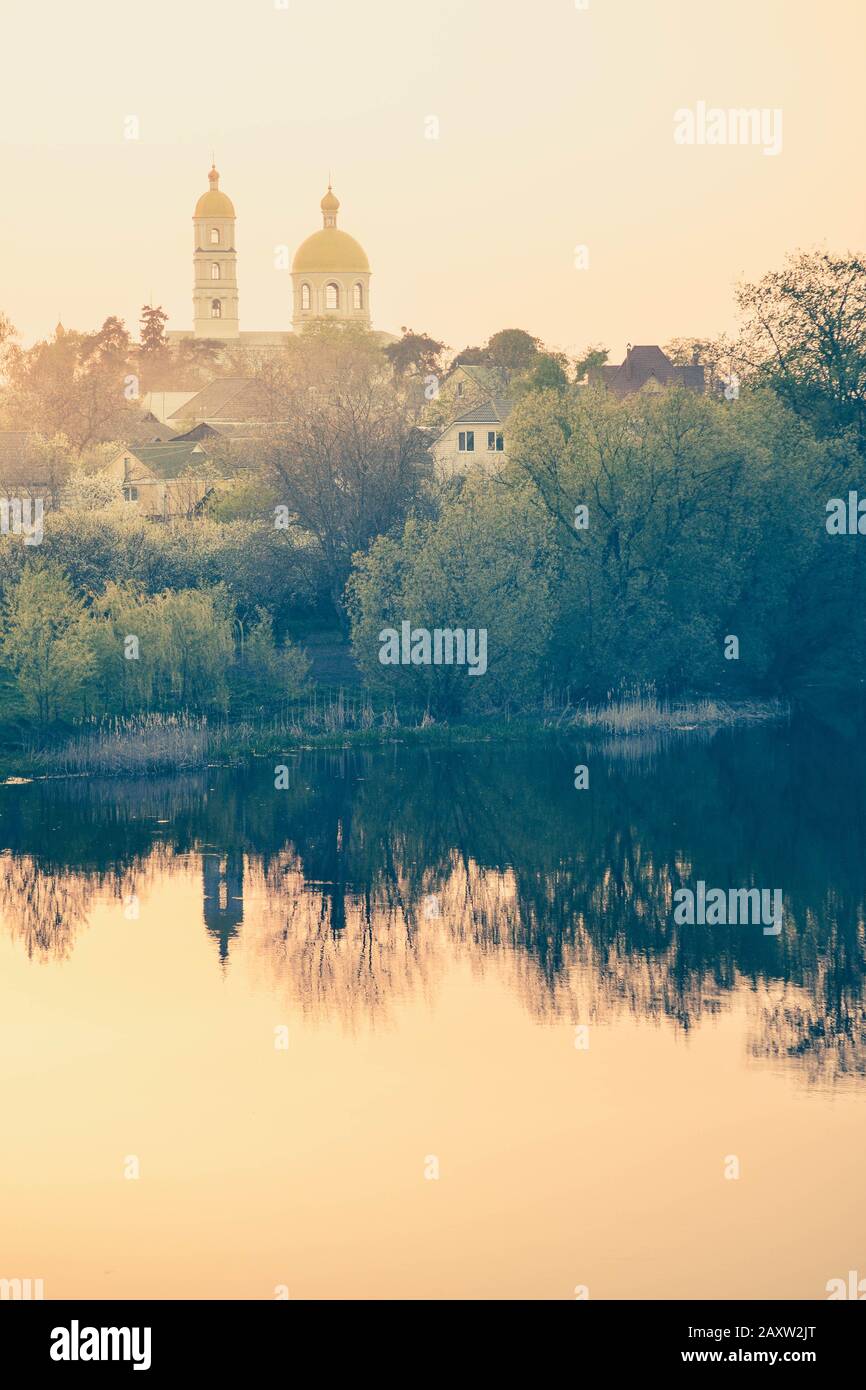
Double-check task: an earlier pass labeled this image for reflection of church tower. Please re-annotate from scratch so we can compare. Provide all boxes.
[202,852,244,961]
[193,164,239,339]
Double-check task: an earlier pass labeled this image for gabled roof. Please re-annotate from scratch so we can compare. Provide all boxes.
[121,412,178,445]
[168,377,272,422]
[121,442,208,479]
[433,397,511,445]
[591,345,705,397]
[450,397,511,426]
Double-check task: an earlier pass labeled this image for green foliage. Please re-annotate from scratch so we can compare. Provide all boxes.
[348,480,557,715]
[204,476,280,522]
[229,608,311,708]
[513,352,569,396]
[735,250,866,453]
[0,561,96,720]
[350,384,865,708]
[485,328,541,372]
[139,304,169,355]
[86,582,234,714]
[384,328,446,378]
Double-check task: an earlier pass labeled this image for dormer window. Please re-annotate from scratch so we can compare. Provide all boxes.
[210,228,220,245]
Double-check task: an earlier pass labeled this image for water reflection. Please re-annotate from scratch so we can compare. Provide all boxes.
[1,721,865,1081]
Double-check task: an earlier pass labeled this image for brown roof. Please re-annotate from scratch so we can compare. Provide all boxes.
[591,345,705,397]
[168,377,273,423]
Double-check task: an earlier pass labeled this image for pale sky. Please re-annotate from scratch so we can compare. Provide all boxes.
[1,0,864,359]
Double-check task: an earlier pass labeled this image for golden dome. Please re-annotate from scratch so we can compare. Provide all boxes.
[293,184,369,273]
[194,165,235,219]
[292,228,370,273]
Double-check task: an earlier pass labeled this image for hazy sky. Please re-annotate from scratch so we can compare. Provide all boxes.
[2,0,864,358]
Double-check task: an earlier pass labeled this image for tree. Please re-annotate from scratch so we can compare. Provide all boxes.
[1,562,95,720]
[87,583,234,714]
[451,344,489,367]
[0,311,15,359]
[573,345,609,382]
[1,319,138,452]
[228,608,310,708]
[486,328,540,372]
[347,479,557,716]
[140,304,169,355]
[664,336,738,395]
[514,352,569,396]
[262,329,433,622]
[734,250,866,452]
[503,383,850,698]
[384,328,446,379]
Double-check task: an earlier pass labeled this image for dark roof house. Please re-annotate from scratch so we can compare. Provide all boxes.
[589,345,705,397]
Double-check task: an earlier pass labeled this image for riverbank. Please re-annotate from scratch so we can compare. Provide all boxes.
[0,694,790,781]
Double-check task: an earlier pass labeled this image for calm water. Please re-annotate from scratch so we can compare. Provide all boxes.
[1,721,865,1299]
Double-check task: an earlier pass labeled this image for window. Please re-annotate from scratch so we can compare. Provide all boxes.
[353,283,363,310]
[301,283,311,310]
[210,227,220,245]
[458,430,475,452]
[123,485,139,502]
[211,299,222,319]
[456,381,465,397]
[487,431,504,452]
[211,263,220,280]
[325,282,339,310]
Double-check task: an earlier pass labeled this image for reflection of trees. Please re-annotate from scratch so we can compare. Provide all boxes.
[0,853,100,960]
[2,721,866,1079]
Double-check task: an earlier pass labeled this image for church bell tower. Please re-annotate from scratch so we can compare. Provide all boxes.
[192,164,239,338]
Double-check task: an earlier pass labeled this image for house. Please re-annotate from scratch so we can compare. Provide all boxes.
[433,363,510,416]
[167,377,275,430]
[430,398,511,477]
[589,344,705,397]
[121,411,178,445]
[141,390,201,426]
[106,442,222,520]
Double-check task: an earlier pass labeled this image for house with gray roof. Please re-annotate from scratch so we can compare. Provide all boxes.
[106,441,227,519]
[431,397,512,477]
[589,344,705,397]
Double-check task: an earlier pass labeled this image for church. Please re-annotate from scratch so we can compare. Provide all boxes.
[168,164,373,346]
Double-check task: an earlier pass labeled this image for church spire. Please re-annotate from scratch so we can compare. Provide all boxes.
[321,183,340,229]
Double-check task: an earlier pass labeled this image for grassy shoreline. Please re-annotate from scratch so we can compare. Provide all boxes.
[0,694,790,781]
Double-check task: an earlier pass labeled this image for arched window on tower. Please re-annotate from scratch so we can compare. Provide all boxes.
[211,263,220,280]
[301,284,311,311]
[353,283,363,310]
[211,300,222,319]
[325,282,339,310]
[210,227,220,245]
